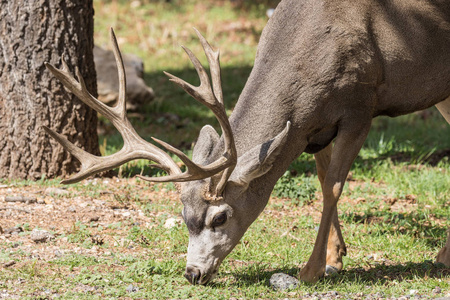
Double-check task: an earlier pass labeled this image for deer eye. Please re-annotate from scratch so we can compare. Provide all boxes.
[211,212,227,227]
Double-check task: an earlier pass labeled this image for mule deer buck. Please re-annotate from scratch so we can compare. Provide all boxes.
[44,0,450,285]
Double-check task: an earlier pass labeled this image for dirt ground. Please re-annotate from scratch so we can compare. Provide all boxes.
[0,178,183,264]
[0,177,448,299]
[0,177,445,264]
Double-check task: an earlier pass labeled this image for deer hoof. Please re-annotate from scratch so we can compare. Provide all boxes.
[325,265,339,275]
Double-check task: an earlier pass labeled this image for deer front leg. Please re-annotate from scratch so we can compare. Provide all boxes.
[437,229,450,266]
[435,97,450,267]
[314,143,347,275]
[300,120,371,283]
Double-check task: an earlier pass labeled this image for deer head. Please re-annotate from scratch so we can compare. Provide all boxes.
[44,28,290,285]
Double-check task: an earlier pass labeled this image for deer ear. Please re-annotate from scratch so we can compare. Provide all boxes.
[192,125,220,165]
[229,121,291,187]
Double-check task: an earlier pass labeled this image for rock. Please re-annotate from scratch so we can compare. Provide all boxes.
[45,187,70,196]
[164,217,181,229]
[269,273,299,291]
[91,234,104,246]
[5,195,37,203]
[327,290,339,297]
[126,284,139,293]
[94,45,154,110]
[433,286,442,294]
[30,229,54,243]
[410,289,418,295]
[3,261,15,268]
[4,226,23,235]
[87,215,100,223]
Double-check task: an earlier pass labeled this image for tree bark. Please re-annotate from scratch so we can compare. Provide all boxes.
[0,0,100,180]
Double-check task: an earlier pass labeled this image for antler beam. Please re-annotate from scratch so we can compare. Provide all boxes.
[45,28,237,191]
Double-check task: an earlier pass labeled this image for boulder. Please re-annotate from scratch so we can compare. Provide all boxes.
[94,45,154,110]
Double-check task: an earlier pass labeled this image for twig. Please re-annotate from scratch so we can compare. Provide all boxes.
[0,207,31,213]
[5,196,37,203]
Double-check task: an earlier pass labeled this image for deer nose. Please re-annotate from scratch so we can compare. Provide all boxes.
[184,266,202,285]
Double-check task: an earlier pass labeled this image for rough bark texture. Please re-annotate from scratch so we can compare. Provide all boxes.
[0,0,100,180]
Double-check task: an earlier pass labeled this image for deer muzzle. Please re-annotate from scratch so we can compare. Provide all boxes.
[184,263,220,285]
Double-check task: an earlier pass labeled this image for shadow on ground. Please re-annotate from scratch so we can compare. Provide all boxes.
[220,261,449,288]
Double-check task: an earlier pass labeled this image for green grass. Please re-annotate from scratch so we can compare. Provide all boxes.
[1,0,449,298]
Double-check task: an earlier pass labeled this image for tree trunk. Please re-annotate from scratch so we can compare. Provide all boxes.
[0,0,100,180]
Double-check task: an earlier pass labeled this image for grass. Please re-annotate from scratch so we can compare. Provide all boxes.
[1,0,449,298]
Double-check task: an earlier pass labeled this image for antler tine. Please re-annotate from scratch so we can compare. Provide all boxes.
[194,29,237,195]
[161,30,237,196]
[45,29,127,130]
[193,28,223,105]
[109,28,127,118]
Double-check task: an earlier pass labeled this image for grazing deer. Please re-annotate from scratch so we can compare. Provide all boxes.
[44,0,450,285]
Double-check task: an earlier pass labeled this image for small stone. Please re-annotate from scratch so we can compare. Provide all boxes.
[3,261,15,268]
[126,284,139,293]
[30,229,54,243]
[164,217,181,229]
[5,195,37,203]
[4,227,23,235]
[88,216,100,222]
[130,1,141,8]
[45,187,70,196]
[269,273,299,291]
[433,286,442,294]
[328,290,339,296]
[91,234,104,245]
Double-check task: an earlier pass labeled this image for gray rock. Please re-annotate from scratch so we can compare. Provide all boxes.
[4,226,23,235]
[94,45,154,110]
[30,229,54,243]
[269,273,299,291]
[3,261,15,268]
[126,284,139,293]
[45,187,69,196]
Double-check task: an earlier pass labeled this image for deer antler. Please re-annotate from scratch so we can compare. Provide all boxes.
[146,28,237,196]
[44,28,237,192]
